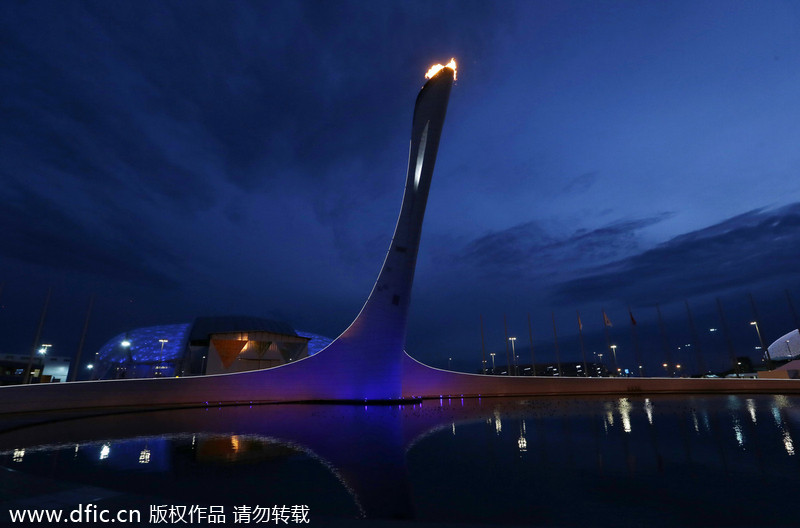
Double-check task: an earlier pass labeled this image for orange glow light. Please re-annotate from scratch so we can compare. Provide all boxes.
[425,58,457,81]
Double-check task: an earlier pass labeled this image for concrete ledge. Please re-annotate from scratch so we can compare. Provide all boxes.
[2,351,800,417]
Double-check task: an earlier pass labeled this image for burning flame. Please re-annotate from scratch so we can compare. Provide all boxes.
[425,58,457,81]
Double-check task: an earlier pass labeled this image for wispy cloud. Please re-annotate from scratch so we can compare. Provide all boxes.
[562,171,598,194]
[0,181,181,288]
[554,203,800,304]
[457,212,674,281]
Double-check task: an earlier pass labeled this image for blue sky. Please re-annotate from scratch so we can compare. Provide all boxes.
[2,1,800,375]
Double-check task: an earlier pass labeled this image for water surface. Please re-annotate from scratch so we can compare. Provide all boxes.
[1,395,798,526]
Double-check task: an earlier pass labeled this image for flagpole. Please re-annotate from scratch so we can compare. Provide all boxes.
[480,314,487,374]
[628,306,643,377]
[552,312,562,376]
[685,299,706,375]
[656,304,673,377]
[527,313,536,376]
[716,297,739,377]
[577,310,588,377]
[503,314,512,375]
[602,308,617,375]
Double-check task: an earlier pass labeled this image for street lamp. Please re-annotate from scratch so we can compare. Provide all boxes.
[508,337,517,375]
[610,345,618,375]
[490,352,496,373]
[750,321,772,369]
[448,357,452,370]
[662,362,669,376]
[155,339,170,377]
[676,364,682,377]
[37,344,51,381]
[32,344,52,382]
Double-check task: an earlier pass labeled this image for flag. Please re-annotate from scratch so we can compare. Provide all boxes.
[629,310,637,326]
[577,312,583,331]
[602,310,612,327]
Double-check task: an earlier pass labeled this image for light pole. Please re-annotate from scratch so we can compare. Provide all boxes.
[448,357,452,370]
[156,339,169,377]
[120,338,132,379]
[662,362,669,377]
[676,363,682,377]
[750,321,772,369]
[37,344,51,381]
[610,345,618,375]
[508,337,517,375]
[490,352,496,373]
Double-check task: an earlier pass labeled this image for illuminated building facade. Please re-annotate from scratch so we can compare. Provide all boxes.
[92,316,329,380]
[768,329,800,361]
[0,353,71,385]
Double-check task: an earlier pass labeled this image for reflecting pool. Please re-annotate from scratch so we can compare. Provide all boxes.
[1,395,799,526]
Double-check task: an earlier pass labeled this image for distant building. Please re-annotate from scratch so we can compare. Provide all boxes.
[768,329,800,361]
[483,361,610,377]
[91,316,331,380]
[0,353,71,385]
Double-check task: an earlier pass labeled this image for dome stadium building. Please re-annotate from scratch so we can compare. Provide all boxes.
[92,316,332,380]
[768,329,800,361]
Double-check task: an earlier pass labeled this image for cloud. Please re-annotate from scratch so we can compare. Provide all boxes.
[456,212,674,281]
[0,181,181,288]
[0,1,510,252]
[554,203,800,304]
[0,7,221,211]
[562,171,598,194]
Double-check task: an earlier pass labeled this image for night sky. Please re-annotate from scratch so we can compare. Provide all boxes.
[2,1,800,377]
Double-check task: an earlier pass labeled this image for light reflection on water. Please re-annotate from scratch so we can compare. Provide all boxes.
[1,395,800,526]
